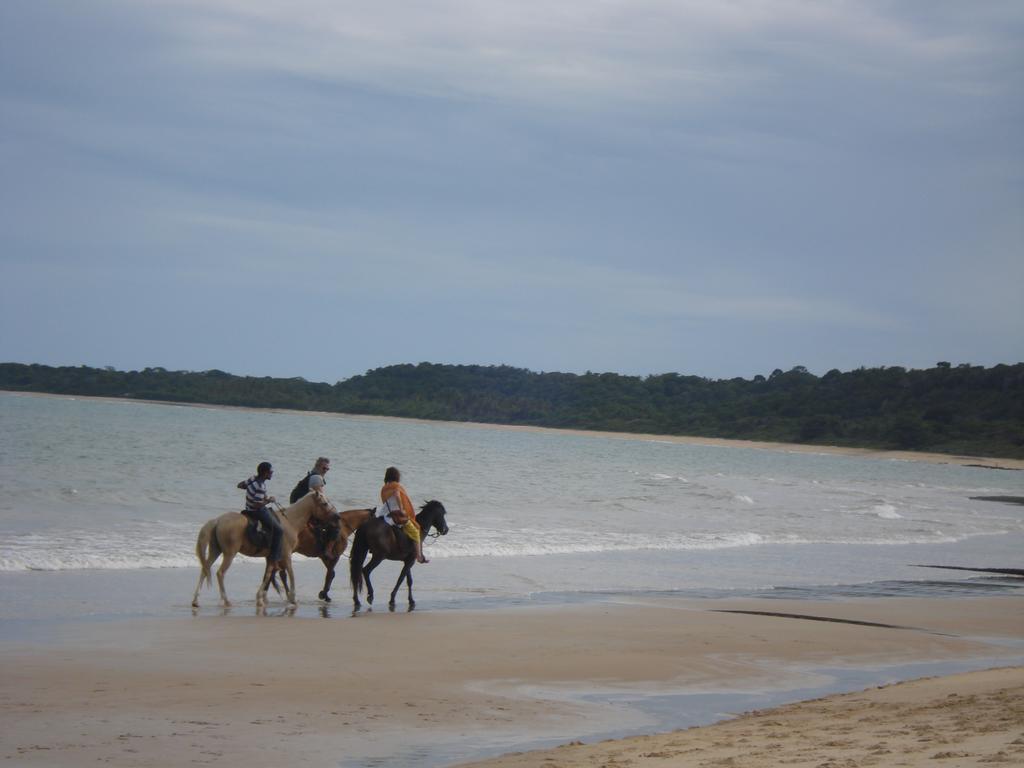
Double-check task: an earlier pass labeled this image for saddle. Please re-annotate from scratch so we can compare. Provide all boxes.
[307,517,341,556]
[241,510,271,550]
[382,516,415,556]
[372,505,413,555]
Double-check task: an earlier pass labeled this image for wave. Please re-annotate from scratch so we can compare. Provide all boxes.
[432,529,971,559]
[0,524,996,572]
[0,552,197,571]
[871,504,903,519]
[0,528,197,572]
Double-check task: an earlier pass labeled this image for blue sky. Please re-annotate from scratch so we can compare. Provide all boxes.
[1,1,1021,383]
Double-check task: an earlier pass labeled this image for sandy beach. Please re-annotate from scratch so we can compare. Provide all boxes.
[2,595,1022,767]
[455,666,1024,768]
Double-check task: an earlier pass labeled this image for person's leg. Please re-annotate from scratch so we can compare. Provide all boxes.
[401,520,427,563]
[268,517,283,561]
[254,507,284,562]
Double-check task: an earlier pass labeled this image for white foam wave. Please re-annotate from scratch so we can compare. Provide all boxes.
[0,552,196,571]
[421,527,968,560]
[872,504,903,519]
[0,518,991,572]
[849,503,903,519]
[0,528,197,572]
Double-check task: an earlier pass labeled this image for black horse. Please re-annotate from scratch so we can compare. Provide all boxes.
[349,500,449,610]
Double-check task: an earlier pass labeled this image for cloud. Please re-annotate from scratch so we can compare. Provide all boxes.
[1,0,1020,382]
[152,0,1017,111]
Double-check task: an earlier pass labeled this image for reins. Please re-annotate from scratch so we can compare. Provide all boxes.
[270,496,335,522]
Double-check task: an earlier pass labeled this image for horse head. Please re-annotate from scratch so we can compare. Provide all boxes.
[311,489,340,525]
[418,500,449,537]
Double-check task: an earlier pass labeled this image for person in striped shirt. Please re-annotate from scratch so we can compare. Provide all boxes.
[236,461,283,562]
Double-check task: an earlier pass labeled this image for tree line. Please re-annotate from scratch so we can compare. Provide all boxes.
[2,360,1022,458]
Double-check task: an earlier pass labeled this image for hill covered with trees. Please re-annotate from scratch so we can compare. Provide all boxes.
[2,361,1022,458]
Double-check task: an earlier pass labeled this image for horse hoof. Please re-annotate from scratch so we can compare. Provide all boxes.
[319,591,331,602]
[191,600,199,608]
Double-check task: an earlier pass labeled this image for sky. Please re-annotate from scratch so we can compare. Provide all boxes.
[1,1,1021,384]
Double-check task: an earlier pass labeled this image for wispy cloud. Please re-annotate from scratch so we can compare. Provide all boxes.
[154,0,1016,109]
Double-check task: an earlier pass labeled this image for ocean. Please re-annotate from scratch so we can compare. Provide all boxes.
[1,390,1022,623]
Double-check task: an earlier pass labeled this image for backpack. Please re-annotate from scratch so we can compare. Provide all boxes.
[289,473,312,504]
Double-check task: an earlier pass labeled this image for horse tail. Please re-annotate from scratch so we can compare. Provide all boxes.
[349,525,370,596]
[195,519,219,589]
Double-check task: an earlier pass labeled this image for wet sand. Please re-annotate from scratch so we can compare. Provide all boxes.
[1,595,1022,766]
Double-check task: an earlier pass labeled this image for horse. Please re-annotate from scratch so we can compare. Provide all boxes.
[278,507,372,602]
[349,500,449,610]
[191,490,339,608]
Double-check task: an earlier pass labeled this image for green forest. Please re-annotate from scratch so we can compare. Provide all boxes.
[2,361,1023,459]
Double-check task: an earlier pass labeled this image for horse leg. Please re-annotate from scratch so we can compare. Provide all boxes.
[405,566,415,610]
[256,560,275,607]
[389,561,414,610]
[192,572,204,608]
[319,555,338,602]
[216,551,236,607]
[363,555,384,606]
[283,558,296,606]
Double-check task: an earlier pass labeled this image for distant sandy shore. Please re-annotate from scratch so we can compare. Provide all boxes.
[6,390,1023,471]
[2,595,1022,766]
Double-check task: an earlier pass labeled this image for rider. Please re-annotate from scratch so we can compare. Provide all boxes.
[290,456,330,504]
[304,470,338,555]
[237,461,283,563]
[380,466,428,564]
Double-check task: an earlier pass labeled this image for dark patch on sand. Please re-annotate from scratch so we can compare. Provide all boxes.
[711,609,955,636]
[911,564,1024,578]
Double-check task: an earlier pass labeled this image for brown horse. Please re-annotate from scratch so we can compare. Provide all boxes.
[350,500,449,610]
[191,490,339,608]
[279,507,372,602]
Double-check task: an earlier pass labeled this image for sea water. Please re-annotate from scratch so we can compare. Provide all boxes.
[1,391,1022,622]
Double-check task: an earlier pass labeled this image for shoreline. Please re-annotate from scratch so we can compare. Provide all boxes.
[5,389,1022,470]
[2,594,1022,767]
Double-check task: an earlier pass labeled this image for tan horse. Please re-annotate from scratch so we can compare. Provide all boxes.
[282,507,374,602]
[192,491,339,608]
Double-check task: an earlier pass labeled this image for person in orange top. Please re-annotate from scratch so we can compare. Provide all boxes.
[381,466,428,564]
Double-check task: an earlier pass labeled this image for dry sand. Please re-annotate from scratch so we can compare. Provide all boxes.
[2,595,1022,766]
